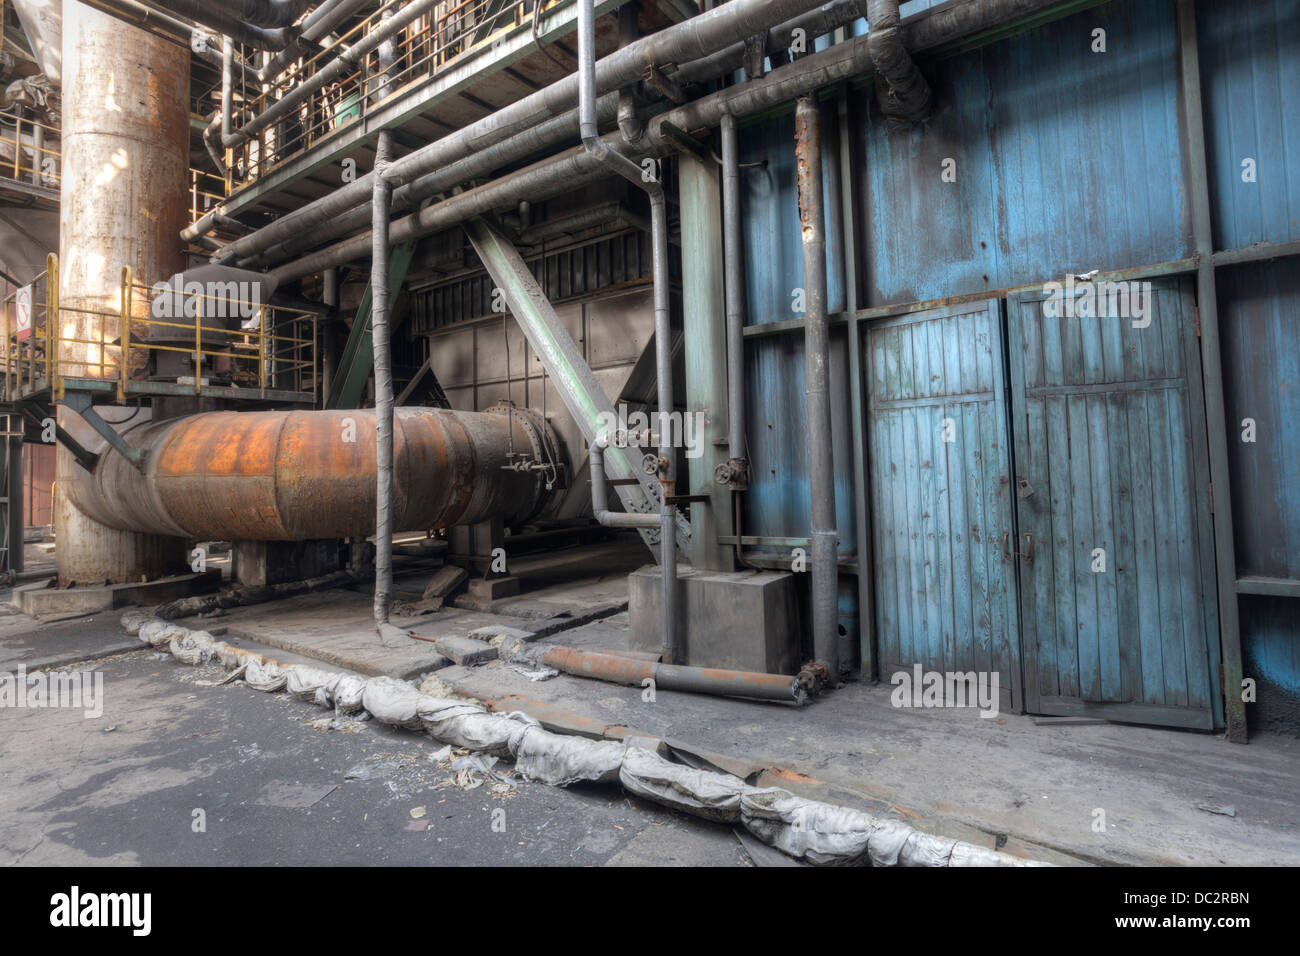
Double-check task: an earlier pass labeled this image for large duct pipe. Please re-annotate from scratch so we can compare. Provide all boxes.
[578,0,677,666]
[794,94,838,682]
[63,408,560,541]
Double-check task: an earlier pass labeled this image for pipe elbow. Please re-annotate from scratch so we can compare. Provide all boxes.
[867,0,932,123]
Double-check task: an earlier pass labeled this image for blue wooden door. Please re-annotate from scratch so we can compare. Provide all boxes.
[866,300,1021,710]
[1007,278,1221,729]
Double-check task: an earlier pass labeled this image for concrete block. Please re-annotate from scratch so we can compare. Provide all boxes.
[468,624,533,642]
[234,539,344,587]
[421,565,468,604]
[628,567,802,674]
[468,575,520,601]
[16,571,223,618]
[424,634,497,666]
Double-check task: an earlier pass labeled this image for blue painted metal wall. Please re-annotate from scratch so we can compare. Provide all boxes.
[732,0,1300,724]
[857,0,1189,306]
[1199,0,1300,732]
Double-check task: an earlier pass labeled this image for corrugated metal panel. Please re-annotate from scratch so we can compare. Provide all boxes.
[856,0,1189,306]
[739,100,846,324]
[1219,260,1300,580]
[1240,595,1300,733]
[866,299,1021,707]
[737,95,855,559]
[1008,277,1219,728]
[1197,0,1300,251]
[410,231,651,333]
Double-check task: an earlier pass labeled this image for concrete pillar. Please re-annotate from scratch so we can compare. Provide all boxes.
[55,1,190,584]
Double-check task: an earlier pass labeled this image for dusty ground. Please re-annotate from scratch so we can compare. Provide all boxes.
[0,648,749,867]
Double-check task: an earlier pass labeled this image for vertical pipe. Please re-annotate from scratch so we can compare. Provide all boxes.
[371,9,397,626]
[795,94,838,681]
[578,0,677,663]
[720,111,747,475]
[651,187,678,665]
[321,266,338,405]
[838,81,874,681]
[221,35,234,147]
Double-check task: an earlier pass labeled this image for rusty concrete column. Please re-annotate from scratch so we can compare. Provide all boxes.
[55,0,190,584]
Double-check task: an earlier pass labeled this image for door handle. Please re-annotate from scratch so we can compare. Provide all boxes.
[1003,531,1033,563]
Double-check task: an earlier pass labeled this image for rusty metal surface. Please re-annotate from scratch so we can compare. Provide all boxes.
[55,3,191,585]
[537,644,804,703]
[64,407,558,541]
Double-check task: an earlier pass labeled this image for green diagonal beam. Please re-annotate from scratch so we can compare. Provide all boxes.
[326,241,417,409]
[464,217,689,551]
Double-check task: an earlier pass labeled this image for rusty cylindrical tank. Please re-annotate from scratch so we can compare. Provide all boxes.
[63,407,562,540]
[56,2,191,583]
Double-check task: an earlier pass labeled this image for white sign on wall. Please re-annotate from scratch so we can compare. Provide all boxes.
[14,284,32,342]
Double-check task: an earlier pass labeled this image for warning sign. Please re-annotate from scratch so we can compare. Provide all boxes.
[14,284,32,342]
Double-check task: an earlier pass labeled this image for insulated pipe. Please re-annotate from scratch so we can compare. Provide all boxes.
[216,0,442,148]
[720,111,748,485]
[221,35,235,152]
[235,0,866,267]
[266,0,1083,281]
[258,0,372,81]
[221,0,314,28]
[866,0,930,121]
[62,408,559,541]
[578,0,677,666]
[199,0,373,165]
[143,0,295,49]
[372,10,397,625]
[794,95,838,682]
[213,0,834,263]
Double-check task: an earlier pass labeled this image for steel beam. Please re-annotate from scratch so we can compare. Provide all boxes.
[1175,0,1246,743]
[463,216,690,553]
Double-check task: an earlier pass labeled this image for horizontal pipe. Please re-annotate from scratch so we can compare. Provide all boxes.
[64,407,560,541]
[590,432,658,529]
[142,0,295,49]
[214,0,833,263]
[238,0,867,266]
[268,33,876,281]
[535,645,811,704]
[266,0,1083,280]
[220,0,441,147]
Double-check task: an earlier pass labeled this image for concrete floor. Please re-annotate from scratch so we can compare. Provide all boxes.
[5,538,1298,867]
[0,649,748,866]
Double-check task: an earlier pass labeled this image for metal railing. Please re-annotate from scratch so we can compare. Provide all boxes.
[223,0,550,184]
[190,167,228,223]
[2,256,318,403]
[0,113,59,190]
